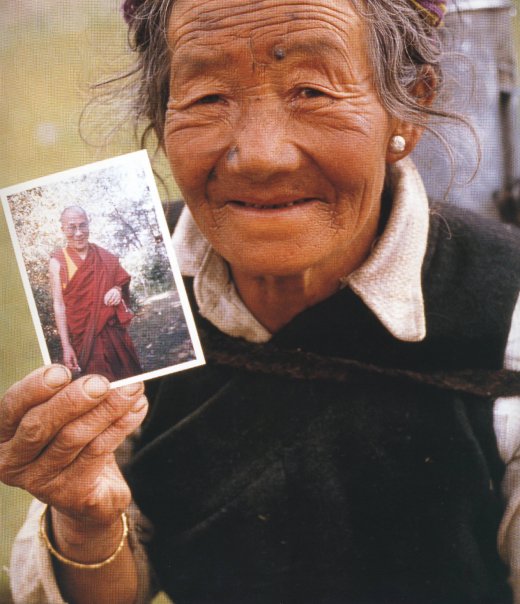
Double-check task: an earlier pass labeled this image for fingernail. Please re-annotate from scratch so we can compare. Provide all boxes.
[44,365,71,389]
[118,382,143,398]
[83,376,110,398]
[131,396,148,414]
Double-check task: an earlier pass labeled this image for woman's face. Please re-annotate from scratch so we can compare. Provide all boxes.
[165,0,414,277]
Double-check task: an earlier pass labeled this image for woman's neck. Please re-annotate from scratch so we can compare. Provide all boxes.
[228,197,381,332]
[231,269,337,334]
[231,237,375,334]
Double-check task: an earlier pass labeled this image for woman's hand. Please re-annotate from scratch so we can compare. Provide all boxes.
[0,365,148,531]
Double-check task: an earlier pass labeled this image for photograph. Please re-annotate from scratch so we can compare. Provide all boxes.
[1,150,204,388]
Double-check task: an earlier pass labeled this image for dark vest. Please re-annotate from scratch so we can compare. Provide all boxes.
[126,207,520,604]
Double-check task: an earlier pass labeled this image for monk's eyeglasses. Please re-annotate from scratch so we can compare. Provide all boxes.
[63,223,89,235]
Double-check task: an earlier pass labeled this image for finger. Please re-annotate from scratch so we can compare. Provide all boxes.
[4,375,110,464]
[80,395,148,460]
[0,365,72,442]
[30,382,144,475]
[47,396,148,519]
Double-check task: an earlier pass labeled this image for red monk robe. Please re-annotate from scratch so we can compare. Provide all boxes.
[51,243,142,381]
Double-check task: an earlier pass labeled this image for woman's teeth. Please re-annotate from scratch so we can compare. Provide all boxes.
[235,199,311,209]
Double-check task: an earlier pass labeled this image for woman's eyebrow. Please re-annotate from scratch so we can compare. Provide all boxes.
[284,37,348,59]
[172,51,234,80]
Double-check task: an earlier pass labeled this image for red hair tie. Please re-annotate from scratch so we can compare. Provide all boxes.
[409,0,447,27]
[121,0,142,24]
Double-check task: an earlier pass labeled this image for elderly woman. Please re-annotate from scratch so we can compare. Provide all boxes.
[2,0,520,603]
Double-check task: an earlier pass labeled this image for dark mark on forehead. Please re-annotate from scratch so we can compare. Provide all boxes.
[273,46,286,60]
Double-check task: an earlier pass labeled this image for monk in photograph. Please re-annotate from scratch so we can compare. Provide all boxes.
[49,205,142,381]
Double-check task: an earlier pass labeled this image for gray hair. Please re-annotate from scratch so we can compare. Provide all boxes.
[115,0,464,149]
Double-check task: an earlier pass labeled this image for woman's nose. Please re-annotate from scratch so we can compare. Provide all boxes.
[226,104,302,181]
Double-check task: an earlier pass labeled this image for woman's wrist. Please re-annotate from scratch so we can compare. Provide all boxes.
[50,507,127,565]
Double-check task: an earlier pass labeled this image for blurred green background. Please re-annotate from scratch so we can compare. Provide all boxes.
[0,1,174,602]
[2,2,520,604]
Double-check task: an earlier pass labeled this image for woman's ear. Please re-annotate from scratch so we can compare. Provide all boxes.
[386,64,438,164]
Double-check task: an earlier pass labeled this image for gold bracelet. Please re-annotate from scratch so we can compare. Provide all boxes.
[38,504,129,570]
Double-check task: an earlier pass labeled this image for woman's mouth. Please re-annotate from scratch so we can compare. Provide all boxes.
[229,197,319,209]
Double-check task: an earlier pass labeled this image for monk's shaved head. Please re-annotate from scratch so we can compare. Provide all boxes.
[60,206,89,224]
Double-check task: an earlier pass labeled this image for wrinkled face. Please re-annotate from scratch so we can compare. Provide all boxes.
[165,0,406,277]
[61,209,90,253]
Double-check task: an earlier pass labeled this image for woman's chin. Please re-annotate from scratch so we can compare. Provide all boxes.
[206,199,335,251]
[219,240,338,278]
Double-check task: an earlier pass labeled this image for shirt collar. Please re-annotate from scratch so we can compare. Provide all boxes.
[172,157,429,343]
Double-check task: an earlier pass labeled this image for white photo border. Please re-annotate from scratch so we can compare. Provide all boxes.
[1,150,205,389]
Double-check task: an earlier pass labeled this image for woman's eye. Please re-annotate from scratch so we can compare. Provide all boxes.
[195,94,222,105]
[298,88,327,99]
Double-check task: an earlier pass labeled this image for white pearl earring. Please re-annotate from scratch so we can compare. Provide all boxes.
[389,135,406,153]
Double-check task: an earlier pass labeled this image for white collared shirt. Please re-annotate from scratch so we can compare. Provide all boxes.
[10,159,520,603]
[173,159,431,344]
